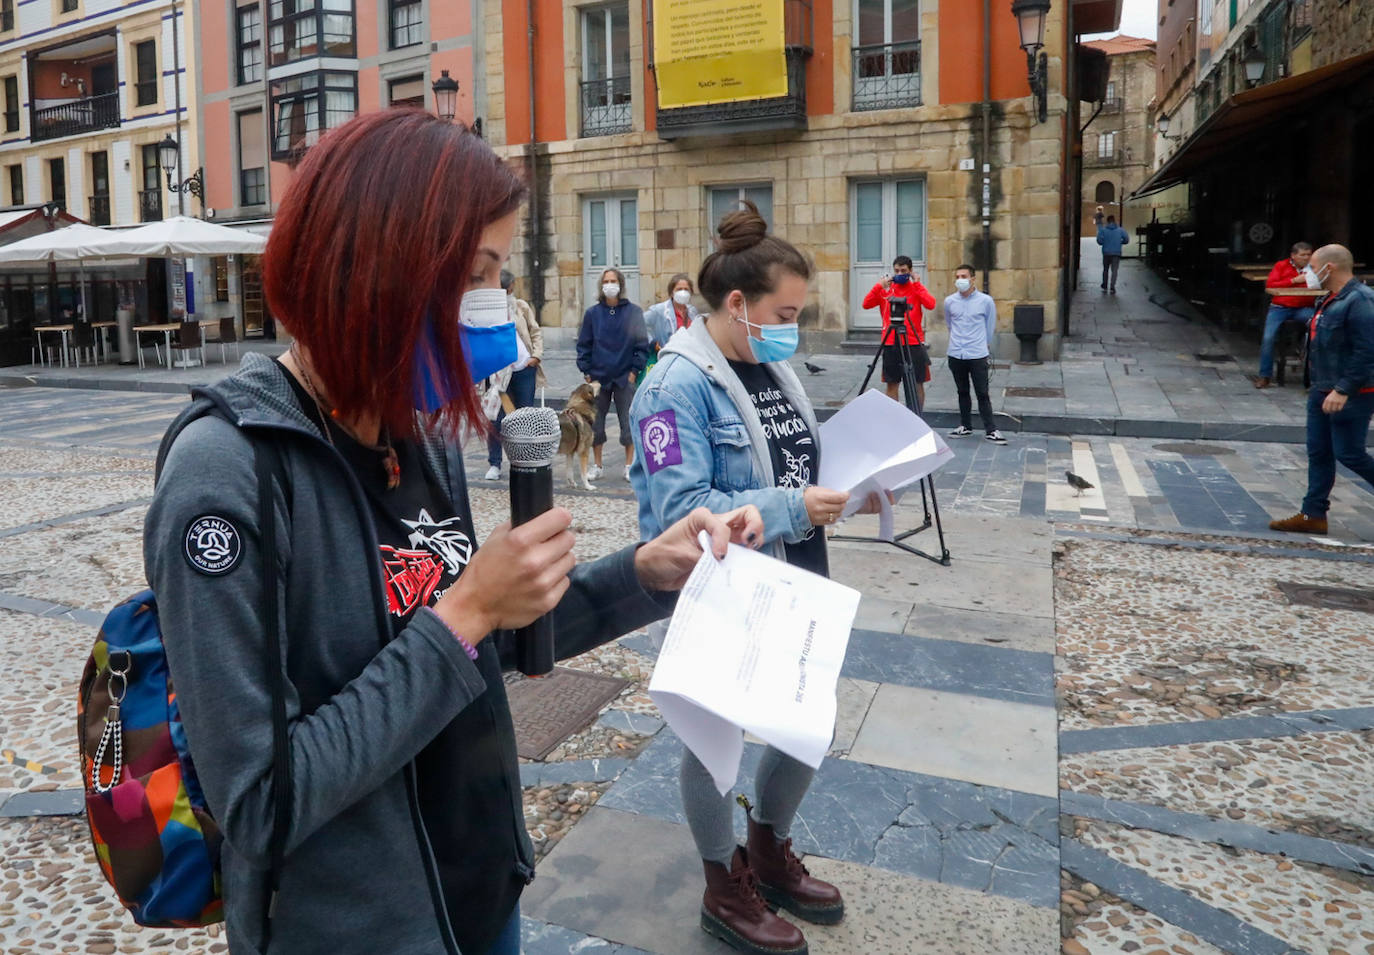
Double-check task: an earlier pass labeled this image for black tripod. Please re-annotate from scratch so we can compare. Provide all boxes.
[830,319,951,566]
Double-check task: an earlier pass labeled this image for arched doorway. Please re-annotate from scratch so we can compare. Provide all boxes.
[1095,180,1116,203]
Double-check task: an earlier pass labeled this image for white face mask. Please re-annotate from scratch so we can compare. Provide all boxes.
[459,287,510,328]
[955,277,972,293]
[602,283,621,300]
[672,289,692,306]
[1304,264,1329,290]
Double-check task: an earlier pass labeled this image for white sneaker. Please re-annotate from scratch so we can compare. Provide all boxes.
[587,465,603,481]
[986,430,1007,444]
[948,426,974,437]
[483,465,501,481]
[624,465,632,481]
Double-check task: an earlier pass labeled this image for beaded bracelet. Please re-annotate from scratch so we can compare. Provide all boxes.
[423,607,480,661]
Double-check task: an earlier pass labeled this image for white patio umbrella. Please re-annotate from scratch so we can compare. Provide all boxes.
[0,223,118,263]
[91,216,267,257]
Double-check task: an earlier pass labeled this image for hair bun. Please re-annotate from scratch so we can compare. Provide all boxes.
[715,200,769,254]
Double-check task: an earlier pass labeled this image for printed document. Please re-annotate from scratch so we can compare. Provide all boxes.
[817,390,955,539]
[649,532,860,795]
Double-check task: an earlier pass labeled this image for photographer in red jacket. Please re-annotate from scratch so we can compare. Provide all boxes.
[862,255,936,409]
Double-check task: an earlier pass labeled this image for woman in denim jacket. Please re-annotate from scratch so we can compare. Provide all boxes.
[628,203,861,955]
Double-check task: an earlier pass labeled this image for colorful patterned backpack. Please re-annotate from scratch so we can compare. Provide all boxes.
[78,420,289,930]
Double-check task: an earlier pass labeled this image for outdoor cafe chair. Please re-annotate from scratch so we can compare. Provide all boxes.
[170,320,205,370]
[212,317,240,365]
[70,322,98,368]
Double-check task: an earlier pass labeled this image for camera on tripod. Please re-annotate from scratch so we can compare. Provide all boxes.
[888,297,910,320]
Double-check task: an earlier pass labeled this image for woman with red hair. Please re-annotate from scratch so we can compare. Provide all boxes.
[143,109,761,955]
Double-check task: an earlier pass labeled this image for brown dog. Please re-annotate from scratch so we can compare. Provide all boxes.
[558,381,601,489]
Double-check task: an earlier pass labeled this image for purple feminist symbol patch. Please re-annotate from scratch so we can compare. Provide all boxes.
[639,410,683,475]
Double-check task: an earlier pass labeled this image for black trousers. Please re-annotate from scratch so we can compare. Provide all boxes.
[947,356,995,433]
[593,379,636,448]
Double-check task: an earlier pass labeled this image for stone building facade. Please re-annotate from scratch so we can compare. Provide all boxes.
[1079,36,1157,234]
[1309,0,1374,69]
[483,0,1085,359]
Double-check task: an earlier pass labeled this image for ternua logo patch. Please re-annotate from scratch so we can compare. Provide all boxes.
[183,515,244,575]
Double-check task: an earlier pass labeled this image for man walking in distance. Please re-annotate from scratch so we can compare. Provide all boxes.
[1255,241,1316,389]
[1096,215,1129,293]
[1270,244,1374,536]
[944,265,1005,443]
[862,255,936,409]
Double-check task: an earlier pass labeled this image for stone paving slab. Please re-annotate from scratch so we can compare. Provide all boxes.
[0,788,84,818]
[523,805,1059,955]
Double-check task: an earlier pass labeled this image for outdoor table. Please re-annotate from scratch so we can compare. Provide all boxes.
[33,324,74,368]
[1264,287,1325,297]
[135,320,219,370]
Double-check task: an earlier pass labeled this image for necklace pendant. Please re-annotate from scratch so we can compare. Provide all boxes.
[383,447,401,491]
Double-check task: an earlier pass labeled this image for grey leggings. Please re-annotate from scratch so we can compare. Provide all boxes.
[680,744,816,865]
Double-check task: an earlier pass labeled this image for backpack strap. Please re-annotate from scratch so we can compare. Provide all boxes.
[253,437,291,945]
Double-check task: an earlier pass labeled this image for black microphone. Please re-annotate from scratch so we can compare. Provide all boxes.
[500,406,561,676]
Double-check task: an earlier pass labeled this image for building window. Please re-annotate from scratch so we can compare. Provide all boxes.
[140,143,163,221]
[390,0,422,49]
[1095,180,1115,203]
[271,71,356,159]
[238,4,263,85]
[89,150,110,225]
[238,109,268,205]
[268,0,355,68]
[1097,131,1116,159]
[3,75,17,132]
[708,184,774,235]
[388,74,425,108]
[579,5,631,136]
[8,164,22,205]
[213,256,230,302]
[134,40,158,106]
[582,194,638,305]
[60,0,78,11]
[852,0,921,111]
[849,178,926,328]
[48,157,65,209]
[1,0,13,32]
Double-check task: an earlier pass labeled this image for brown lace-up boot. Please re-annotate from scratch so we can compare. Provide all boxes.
[701,847,808,955]
[1269,513,1328,534]
[746,816,845,926]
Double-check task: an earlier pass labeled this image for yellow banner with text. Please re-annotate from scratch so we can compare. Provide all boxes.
[653,0,788,109]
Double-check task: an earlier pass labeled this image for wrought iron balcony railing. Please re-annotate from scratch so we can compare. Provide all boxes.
[139,188,163,222]
[1085,150,1121,167]
[1099,98,1121,113]
[31,92,120,143]
[657,48,809,139]
[88,195,111,226]
[851,41,921,111]
[580,75,633,137]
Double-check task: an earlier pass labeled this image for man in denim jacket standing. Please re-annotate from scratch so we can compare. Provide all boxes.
[1270,244,1374,536]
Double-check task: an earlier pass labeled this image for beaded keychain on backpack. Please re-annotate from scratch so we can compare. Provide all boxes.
[90,650,131,794]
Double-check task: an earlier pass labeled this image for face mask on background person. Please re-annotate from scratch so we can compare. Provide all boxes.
[955,277,973,293]
[1305,264,1330,290]
[672,289,692,306]
[603,283,621,300]
[735,300,799,363]
[892,273,911,286]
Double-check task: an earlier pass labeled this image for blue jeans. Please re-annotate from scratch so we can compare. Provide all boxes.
[1301,389,1374,518]
[1258,305,1314,378]
[484,902,521,955]
[487,366,540,467]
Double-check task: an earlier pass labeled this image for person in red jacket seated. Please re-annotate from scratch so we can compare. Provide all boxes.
[862,255,937,409]
[1256,241,1316,388]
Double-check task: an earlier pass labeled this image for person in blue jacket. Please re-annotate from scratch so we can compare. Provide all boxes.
[577,267,648,482]
[1096,215,1129,293]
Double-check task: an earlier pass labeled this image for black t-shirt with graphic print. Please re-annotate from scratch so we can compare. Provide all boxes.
[729,360,827,577]
[282,368,476,629]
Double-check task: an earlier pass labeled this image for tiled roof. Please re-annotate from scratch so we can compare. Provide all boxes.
[1083,35,1157,56]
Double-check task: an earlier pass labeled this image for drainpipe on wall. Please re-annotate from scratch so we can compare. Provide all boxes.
[526,0,545,317]
[981,0,992,294]
[171,0,184,218]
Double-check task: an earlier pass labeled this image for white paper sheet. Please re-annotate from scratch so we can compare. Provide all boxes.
[817,390,956,540]
[648,532,861,795]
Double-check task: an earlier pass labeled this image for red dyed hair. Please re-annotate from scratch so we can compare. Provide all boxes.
[264,109,527,438]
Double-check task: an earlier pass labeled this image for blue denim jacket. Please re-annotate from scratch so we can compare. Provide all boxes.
[628,320,816,557]
[1309,278,1374,395]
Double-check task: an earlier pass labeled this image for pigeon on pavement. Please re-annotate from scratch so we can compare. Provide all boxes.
[804,361,825,375]
[1065,470,1094,496]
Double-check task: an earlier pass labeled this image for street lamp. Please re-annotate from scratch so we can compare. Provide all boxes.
[1156,112,1178,140]
[1243,48,1267,87]
[432,70,459,122]
[157,133,204,216]
[1011,0,1051,124]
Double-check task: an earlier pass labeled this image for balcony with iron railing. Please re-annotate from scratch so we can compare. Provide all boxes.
[1099,98,1121,113]
[31,91,120,143]
[139,188,163,222]
[88,195,110,226]
[653,0,813,139]
[1085,150,1120,167]
[580,75,633,137]
[851,40,921,111]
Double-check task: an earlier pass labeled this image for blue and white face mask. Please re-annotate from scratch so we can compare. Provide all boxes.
[412,289,519,413]
[735,301,799,363]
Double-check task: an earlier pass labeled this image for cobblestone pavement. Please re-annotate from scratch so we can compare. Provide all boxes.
[1,386,1372,954]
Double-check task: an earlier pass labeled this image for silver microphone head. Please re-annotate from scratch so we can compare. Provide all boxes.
[500,406,561,469]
